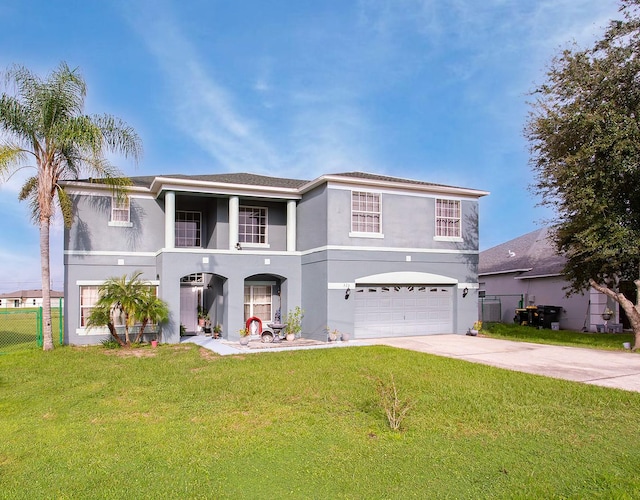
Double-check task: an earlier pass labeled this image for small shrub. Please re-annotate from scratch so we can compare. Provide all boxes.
[100,338,121,349]
[284,306,304,338]
[375,374,415,432]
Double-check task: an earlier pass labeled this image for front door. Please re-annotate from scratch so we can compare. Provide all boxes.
[180,286,200,334]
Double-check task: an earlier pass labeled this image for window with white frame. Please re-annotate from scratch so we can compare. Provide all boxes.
[176,211,201,247]
[351,191,382,234]
[244,285,272,323]
[110,194,131,225]
[435,199,461,238]
[80,284,158,329]
[239,206,267,244]
[80,285,100,327]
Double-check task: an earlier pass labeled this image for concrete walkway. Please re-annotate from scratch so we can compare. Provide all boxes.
[182,334,640,393]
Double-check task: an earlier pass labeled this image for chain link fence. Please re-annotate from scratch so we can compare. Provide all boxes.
[0,302,63,353]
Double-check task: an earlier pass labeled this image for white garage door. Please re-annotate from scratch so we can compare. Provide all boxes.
[354,285,453,338]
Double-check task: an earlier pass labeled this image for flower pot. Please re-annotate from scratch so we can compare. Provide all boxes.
[341,332,350,342]
[286,333,295,342]
[151,340,158,348]
[239,336,250,346]
[328,332,337,342]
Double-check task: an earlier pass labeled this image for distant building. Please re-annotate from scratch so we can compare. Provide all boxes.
[479,228,618,332]
[0,290,64,309]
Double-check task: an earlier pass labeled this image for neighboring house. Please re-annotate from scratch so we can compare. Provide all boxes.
[478,228,618,332]
[62,172,488,345]
[0,290,64,309]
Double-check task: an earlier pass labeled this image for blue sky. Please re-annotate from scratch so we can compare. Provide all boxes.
[0,0,620,293]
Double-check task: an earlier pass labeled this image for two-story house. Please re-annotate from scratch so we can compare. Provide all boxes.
[63,172,488,344]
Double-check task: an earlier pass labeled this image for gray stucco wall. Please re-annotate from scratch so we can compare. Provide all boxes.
[67,194,165,253]
[297,185,328,251]
[479,273,591,331]
[301,248,479,340]
[324,188,479,252]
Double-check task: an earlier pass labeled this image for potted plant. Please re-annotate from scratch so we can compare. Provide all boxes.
[327,327,338,342]
[197,305,209,327]
[284,306,304,341]
[239,327,250,345]
[213,323,222,339]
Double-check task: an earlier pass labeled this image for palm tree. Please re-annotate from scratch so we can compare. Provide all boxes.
[133,286,169,344]
[87,272,169,347]
[0,62,141,350]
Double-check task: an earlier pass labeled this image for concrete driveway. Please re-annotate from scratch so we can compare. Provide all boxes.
[367,334,640,393]
[185,333,640,393]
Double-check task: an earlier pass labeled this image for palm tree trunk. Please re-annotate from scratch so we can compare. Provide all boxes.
[134,319,149,344]
[40,216,54,351]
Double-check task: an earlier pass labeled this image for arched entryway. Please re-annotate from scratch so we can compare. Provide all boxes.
[180,272,227,335]
[244,274,287,332]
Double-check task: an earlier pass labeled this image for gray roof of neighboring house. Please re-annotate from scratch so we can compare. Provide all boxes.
[479,228,566,278]
[0,289,64,299]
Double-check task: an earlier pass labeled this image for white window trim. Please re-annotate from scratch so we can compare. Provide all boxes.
[239,205,269,245]
[350,190,383,237]
[434,198,463,241]
[348,231,385,239]
[76,280,160,335]
[244,283,275,323]
[109,194,133,227]
[434,235,464,242]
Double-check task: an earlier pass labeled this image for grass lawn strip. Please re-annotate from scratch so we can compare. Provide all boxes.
[1,344,639,498]
[482,322,636,351]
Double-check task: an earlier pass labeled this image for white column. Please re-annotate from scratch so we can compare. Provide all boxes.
[229,196,239,249]
[287,200,297,252]
[164,191,175,249]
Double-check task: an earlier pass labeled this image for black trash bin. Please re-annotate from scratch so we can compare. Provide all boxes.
[537,305,561,329]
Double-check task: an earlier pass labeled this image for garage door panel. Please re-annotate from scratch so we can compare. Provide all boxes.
[354,285,453,338]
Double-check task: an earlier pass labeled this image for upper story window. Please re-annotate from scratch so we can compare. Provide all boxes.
[351,191,382,236]
[435,199,462,240]
[176,211,201,247]
[239,206,268,245]
[109,195,132,227]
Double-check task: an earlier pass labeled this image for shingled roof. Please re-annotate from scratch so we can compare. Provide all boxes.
[129,172,308,189]
[75,171,485,197]
[479,228,566,279]
[330,171,463,190]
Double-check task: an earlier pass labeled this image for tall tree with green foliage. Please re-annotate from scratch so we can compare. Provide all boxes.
[86,272,169,347]
[0,62,141,350]
[526,0,640,348]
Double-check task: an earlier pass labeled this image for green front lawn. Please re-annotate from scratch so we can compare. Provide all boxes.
[482,322,636,350]
[2,344,640,498]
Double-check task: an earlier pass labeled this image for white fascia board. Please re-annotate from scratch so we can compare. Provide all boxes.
[478,268,533,277]
[61,181,152,198]
[149,177,301,200]
[515,273,563,280]
[299,174,489,199]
